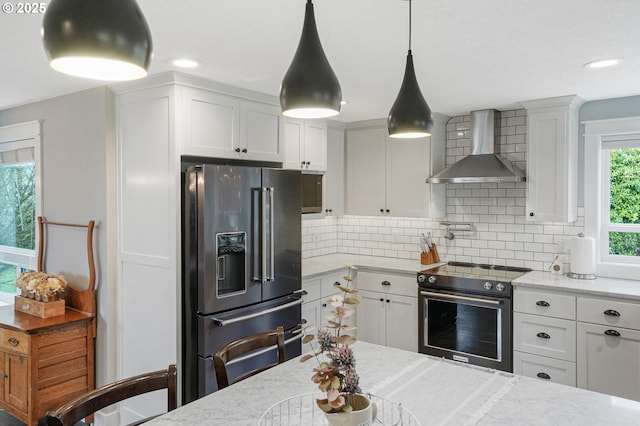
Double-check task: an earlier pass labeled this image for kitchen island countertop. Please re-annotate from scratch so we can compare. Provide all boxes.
[147,341,640,425]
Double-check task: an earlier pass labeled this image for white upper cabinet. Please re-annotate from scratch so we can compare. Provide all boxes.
[521,95,584,223]
[283,117,327,172]
[345,114,447,218]
[324,122,345,216]
[182,86,283,162]
[240,100,283,162]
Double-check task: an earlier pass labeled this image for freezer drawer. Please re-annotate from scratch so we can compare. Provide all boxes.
[197,331,302,397]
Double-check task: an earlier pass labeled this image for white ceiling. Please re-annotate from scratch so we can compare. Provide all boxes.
[3,0,640,122]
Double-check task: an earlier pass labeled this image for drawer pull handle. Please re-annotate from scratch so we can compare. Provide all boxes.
[536,332,551,339]
[333,281,341,287]
[536,372,551,380]
[604,309,621,317]
[381,281,391,286]
[604,329,621,337]
[536,300,550,307]
[8,337,19,347]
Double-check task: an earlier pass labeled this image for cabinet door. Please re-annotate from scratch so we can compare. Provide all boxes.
[303,120,327,172]
[240,101,283,162]
[356,290,386,346]
[324,125,345,215]
[302,299,322,335]
[577,322,640,401]
[182,87,240,158]
[385,294,418,352]
[345,127,387,215]
[522,96,582,223]
[386,135,430,217]
[284,117,304,169]
[4,353,28,413]
[525,109,568,222]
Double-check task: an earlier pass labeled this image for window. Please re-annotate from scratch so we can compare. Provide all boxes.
[0,121,41,304]
[585,117,640,279]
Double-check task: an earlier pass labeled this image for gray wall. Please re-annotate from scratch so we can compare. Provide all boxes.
[0,86,116,389]
[578,95,640,206]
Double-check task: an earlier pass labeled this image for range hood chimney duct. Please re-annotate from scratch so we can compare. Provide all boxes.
[426,109,526,183]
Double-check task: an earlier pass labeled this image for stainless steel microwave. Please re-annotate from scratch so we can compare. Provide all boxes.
[301,173,323,214]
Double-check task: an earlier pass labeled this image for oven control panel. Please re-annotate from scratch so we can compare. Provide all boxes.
[417,273,512,297]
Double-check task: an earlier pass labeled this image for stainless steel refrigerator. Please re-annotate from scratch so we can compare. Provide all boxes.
[182,163,302,403]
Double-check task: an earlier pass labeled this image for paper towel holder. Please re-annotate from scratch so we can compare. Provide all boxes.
[567,233,597,280]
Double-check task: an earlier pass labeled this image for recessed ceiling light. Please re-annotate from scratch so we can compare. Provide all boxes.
[584,58,623,69]
[171,58,200,68]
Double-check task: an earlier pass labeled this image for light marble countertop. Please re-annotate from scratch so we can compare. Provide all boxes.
[147,341,640,425]
[304,254,640,300]
[302,253,441,279]
[513,271,640,300]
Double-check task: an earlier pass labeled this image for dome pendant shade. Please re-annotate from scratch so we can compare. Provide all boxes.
[388,51,433,138]
[280,0,341,119]
[42,0,153,81]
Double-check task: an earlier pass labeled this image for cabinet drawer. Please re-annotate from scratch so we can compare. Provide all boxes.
[514,351,576,387]
[356,271,416,297]
[0,330,29,354]
[577,297,640,329]
[514,288,576,320]
[320,274,345,298]
[302,278,321,302]
[514,312,576,361]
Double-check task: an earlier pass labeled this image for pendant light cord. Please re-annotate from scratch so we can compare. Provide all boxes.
[408,0,412,51]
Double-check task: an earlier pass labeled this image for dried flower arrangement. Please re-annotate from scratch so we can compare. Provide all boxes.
[301,265,362,413]
[15,271,68,301]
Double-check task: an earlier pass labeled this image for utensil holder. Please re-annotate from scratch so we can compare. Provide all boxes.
[420,244,440,265]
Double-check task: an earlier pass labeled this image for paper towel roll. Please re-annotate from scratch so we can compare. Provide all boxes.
[570,235,596,276]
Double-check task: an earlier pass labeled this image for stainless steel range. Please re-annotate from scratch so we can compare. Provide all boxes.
[417,261,531,372]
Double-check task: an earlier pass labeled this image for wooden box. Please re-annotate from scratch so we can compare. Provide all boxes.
[14,296,65,318]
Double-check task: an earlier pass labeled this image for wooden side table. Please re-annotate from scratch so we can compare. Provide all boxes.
[0,305,95,426]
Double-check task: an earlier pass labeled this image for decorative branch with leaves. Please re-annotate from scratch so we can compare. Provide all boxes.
[301,265,361,413]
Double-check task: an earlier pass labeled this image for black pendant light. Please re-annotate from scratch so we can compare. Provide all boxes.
[42,0,153,81]
[387,0,433,138]
[280,0,342,119]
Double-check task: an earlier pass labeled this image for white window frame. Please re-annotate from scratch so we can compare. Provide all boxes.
[584,117,640,280]
[0,120,42,303]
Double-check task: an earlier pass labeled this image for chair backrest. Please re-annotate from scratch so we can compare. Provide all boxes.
[45,364,177,426]
[213,326,286,389]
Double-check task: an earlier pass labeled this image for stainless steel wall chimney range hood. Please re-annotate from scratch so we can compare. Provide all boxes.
[426,109,526,183]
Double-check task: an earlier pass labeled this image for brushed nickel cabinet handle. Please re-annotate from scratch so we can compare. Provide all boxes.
[8,337,19,346]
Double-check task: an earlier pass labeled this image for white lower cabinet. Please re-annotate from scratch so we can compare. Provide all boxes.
[513,288,577,386]
[577,296,640,401]
[355,271,417,352]
[301,270,347,343]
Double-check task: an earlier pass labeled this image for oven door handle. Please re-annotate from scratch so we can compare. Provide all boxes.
[210,298,303,327]
[420,291,502,306]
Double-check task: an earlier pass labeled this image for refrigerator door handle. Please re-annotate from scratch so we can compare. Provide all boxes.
[261,187,268,284]
[268,187,275,282]
[224,331,304,367]
[209,297,303,327]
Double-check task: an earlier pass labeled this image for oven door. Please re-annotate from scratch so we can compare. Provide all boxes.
[419,289,512,372]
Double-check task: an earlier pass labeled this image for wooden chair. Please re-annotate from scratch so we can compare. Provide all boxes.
[45,364,177,426]
[213,326,286,389]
